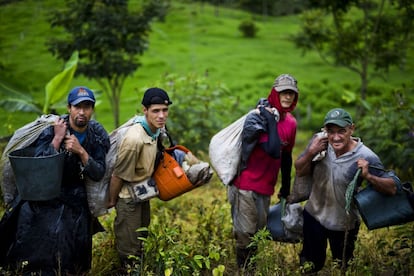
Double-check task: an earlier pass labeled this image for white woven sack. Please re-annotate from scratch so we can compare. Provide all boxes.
[209,111,254,185]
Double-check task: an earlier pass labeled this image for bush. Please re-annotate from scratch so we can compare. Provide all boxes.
[147,73,243,156]
[294,79,357,132]
[238,19,259,38]
[358,84,414,181]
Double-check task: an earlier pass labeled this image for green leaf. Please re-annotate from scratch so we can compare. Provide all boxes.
[341,89,356,104]
[164,267,173,276]
[43,51,79,114]
[0,81,32,101]
[0,98,42,114]
[193,255,203,268]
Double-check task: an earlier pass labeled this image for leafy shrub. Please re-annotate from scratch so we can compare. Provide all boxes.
[238,19,258,38]
[134,182,234,275]
[294,79,357,131]
[147,73,243,155]
[358,84,414,181]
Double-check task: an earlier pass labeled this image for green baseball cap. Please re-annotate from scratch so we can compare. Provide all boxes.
[324,108,353,127]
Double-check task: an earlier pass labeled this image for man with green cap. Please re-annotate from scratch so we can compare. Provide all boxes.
[294,108,397,273]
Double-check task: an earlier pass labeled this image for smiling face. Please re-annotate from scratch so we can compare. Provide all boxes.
[279,90,296,109]
[144,103,169,132]
[325,123,356,157]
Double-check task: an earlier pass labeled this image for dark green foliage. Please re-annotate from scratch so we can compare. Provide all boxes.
[189,0,308,16]
[46,0,170,127]
[294,79,357,131]
[358,84,414,181]
[292,0,414,116]
[306,0,359,12]
[151,73,242,155]
[238,19,258,38]
[137,190,233,274]
[238,0,308,16]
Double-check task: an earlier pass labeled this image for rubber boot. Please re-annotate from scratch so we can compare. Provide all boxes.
[236,246,257,272]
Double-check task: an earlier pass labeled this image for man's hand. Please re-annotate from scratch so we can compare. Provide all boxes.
[308,134,328,157]
[64,134,89,165]
[357,158,370,179]
[64,134,82,155]
[259,106,278,122]
[51,118,67,150]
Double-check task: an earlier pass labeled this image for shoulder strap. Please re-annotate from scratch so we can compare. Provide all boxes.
[154,126,175,170]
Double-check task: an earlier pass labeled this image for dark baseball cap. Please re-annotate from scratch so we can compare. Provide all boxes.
[324,108,353,127]
[67,86,95,106]
[141,87,172,107]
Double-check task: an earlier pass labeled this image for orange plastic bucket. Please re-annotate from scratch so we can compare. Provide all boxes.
[154,145,195,201]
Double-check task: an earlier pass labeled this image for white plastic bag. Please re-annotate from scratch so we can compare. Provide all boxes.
[208,113,249,185]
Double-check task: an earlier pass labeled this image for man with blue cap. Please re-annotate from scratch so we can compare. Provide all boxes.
[2,86,110,275]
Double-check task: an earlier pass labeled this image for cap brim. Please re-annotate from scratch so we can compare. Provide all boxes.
[324,120,349,127]
[70,97,95,106]
[275,85,298,93]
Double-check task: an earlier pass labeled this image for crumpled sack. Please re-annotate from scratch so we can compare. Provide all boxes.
[289,175,312,203]
[179,150,213,185]
[209,110,258,185]
[85,116,137,216]
[289,131,327,204]
[168,149,213,188]
[267,199,303,243]
[281,202,304,241]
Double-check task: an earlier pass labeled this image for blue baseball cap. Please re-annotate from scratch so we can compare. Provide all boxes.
[67,86,96,106]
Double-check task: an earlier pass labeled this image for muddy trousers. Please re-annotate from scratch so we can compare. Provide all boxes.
[228,185,270,269]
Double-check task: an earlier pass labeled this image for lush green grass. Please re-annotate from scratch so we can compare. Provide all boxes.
[1,0,413,136]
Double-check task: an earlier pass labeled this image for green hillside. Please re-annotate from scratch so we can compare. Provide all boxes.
[1,0,412,139]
